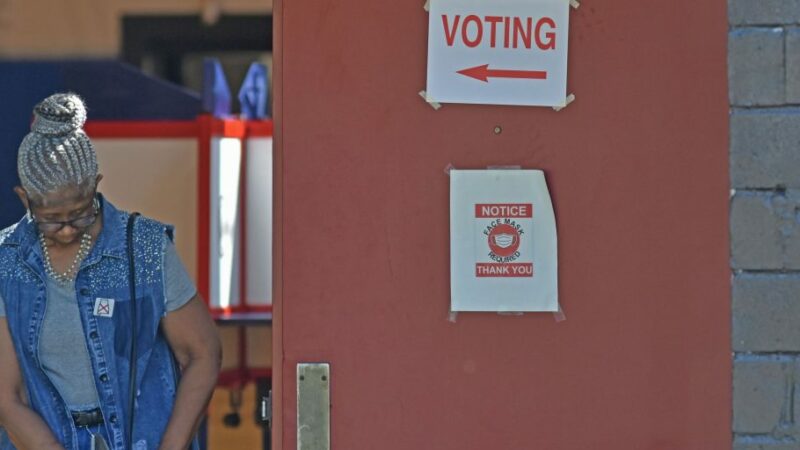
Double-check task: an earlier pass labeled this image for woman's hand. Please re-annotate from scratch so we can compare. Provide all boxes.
[0,318,66,450]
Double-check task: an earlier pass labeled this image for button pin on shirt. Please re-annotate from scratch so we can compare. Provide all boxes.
[93,298,115,318]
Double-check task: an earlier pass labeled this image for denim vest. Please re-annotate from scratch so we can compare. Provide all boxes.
[0,197,198,450]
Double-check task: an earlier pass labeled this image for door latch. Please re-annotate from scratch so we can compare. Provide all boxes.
[259,389,272,429]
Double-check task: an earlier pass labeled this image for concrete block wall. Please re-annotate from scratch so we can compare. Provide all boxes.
[730,1,800,448]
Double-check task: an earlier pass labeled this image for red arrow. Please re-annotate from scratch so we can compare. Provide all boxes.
[457,64,547,82]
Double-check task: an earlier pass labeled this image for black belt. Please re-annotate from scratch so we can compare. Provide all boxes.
[71,408,104,427]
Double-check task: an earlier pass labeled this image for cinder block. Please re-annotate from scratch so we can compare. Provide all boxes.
[729,28,785,106]
[787,29,800,102]
[730,191,800,270]
[730,0,800,25]
[733,274,800,351]
[733,358,792,433]
[731,111,800,189]
[777,191,800,269]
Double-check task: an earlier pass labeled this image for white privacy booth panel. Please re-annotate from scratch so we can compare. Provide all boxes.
[210,136,244,311]
[244,136,273,307]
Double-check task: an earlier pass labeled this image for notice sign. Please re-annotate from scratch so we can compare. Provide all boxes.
[426,0,570,107]
[476,203,533,278]
[451,170,558,312]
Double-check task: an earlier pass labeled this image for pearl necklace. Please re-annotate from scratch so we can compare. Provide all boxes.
[39,232,93,285]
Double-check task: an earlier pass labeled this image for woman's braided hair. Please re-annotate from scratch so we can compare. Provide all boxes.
[17,93,98,202]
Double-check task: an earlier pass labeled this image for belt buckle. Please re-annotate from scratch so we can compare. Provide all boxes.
[72,408,103,427]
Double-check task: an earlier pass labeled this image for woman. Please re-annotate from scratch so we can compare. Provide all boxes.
[0,93,221,450]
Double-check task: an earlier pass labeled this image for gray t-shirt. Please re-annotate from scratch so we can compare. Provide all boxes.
[0,239,196,409]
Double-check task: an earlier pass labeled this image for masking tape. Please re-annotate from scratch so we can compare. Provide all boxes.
[570,0,580,9]
[553,304,567,322]
[443,163,456,176]
[486,165,521,170]
[448,312,458,323]
[424,0,430,12]
[552,93,576,112]
[418,90,442,110]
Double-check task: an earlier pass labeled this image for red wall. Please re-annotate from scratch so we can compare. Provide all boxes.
[274,0,730,448]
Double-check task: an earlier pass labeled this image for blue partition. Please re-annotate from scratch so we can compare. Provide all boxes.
[0,60,202,228]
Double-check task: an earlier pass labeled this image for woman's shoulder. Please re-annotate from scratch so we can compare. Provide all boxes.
[0,217,31,249]
[0,225,19,266]
[0,222,36,282]
[0,223,17,246]
[102,198,174,242]
[132,214,174,241]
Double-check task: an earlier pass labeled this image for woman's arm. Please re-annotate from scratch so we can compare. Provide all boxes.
[158,295,222,450]
[0,318,64,450]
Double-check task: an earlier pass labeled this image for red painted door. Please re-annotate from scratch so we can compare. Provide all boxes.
[272,0,730,448]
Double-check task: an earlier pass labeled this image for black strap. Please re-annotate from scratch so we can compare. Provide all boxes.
[126,213,140,450]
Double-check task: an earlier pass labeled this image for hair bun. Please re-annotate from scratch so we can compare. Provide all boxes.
[31,93,87,137]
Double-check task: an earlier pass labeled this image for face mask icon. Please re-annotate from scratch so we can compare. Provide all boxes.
[493,233,516,248]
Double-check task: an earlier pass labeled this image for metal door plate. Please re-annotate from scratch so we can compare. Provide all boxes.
[297,363,330,450]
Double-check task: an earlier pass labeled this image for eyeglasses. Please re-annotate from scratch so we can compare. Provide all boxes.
[28,195,101,233]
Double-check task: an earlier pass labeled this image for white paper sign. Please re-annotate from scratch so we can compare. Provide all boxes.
[426,0,570,107]
[450,170,558,312]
